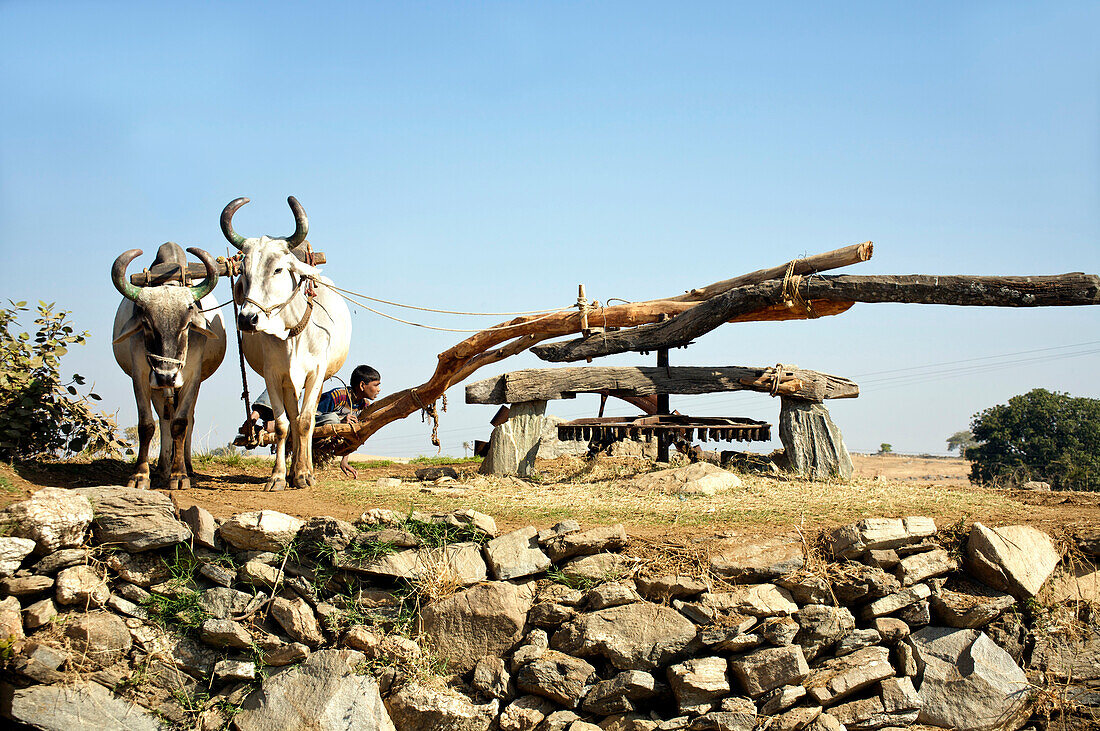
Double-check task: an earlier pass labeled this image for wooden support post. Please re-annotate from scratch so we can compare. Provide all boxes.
[657,347,671,463]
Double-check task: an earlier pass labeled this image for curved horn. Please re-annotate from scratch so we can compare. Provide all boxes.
[187,247,219,301]
[220,197,250,250]
[111,249,145,302]
[284,196,309,248]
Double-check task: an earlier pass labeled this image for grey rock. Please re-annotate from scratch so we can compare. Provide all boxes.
[544,524,629,562]
[171,636,221,677]
[1030,625,1100,682]
[484,526,552,580]
[196,587,263,619]
[0,574,54,595]
[895,641,918,676]
[104,551,171,586]
[74,486,191,551]
[588,581,642,610]
[0,537,38,578]
[830,517,937,559]
[777,573,833,605]
[635,573,708,601]
[581,670,657,715]
[472,655,511,700]
[55,564,109,607]
[416,465,460,481]
[667,656,730,714]
[107,594,148,620]
[214,659,256,683]
[908,626,1032,731]
[199,561,236,587]
[830,564,901,604]
[238,558,284,588]
[65,611,132,664]
[528,601,576,628]
[966,523,1060,598]
[542,710,584,731]
[23,597,58,630]
[262,641,310,667]
[480,400,548,477]
[779,398,854,481]
[860,583,931,619]
[219,510,303,552]
[28,548,89,575]
[803,645,895,706]
[499,694,557,731]
[179,504,219,549]
[515,649,596,707]
[834,628,882,657]
[795,604,856,659]
[7,682,165,731]
[871,617,910,643]
[729,644,809,697]
[1020,480,1051,491]
[386,680,497,731]
[896,548,956,586]
[806,713,846,731]
[865,549,900,568]
[0,487,93,554]
[705,584,799,617]
[560,552,634,583]
[236,649,395,730]
[708,535,804,582]
[298,515,358,552]
[761,616,800,646]
[759,685,807,714]
[894,599,930,627]
[270,596,325,647]
[773,706,823,731]
[551,600,697,671]
[416,580,535,673]
[829,677,920,729]
[634,462,743,496]
[200,618,253,649]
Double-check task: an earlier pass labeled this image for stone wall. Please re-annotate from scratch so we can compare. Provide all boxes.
[0,485,1097,731]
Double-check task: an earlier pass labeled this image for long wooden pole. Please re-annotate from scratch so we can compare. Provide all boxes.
[531,273,1100,363]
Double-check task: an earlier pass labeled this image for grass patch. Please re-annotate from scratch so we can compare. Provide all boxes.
[546,568,599,591]
[401,517,491,547]
[0,472,17,494]
[409,455,482,465]
[359,459,396,468]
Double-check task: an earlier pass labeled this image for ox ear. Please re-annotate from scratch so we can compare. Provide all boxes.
[287,256,321,279]
[113,317,143,344]
[189,310,218,339]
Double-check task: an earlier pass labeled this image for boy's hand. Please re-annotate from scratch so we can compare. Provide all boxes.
[340,454,358,480]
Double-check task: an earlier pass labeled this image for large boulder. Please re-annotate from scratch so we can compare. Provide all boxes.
[708,535,804,582]
[907,626,1032,731]
[484,527,551,581]
[830,517,937,560]
[480,400,547,478]
[802,646,894,706]
[235,649,395,730]
[632,462,743,496]
[219,510,303,552]
[0,487,93,553]
[64,612,133,665]
[729,645,809,697]
[6,682,165,730]
[667,656,730,714]
[416,581,535,673]
[74,487,190,551]
[515,650,596,707]
[966,523,1060,598]
[386,682,498,731]
[551,601,697,671]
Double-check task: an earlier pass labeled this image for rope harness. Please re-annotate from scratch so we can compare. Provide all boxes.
[780,260,820,319]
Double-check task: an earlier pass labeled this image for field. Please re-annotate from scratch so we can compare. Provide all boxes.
[3,452,1098,544]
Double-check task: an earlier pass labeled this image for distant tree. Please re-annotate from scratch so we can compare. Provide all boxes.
[945,429,976,454]
[878,443,893,454]
[966,388,1100,491]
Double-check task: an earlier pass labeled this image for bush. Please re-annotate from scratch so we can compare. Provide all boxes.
[965,388,1100,491]
[0,300,128,460]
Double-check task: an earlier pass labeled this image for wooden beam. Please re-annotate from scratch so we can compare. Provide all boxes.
[129,247,325,286]
[531,272,1100,362]
[464,366,858,404]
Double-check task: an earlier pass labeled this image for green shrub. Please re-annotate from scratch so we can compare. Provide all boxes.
[966,388,1100,491]
[0,300,128,460]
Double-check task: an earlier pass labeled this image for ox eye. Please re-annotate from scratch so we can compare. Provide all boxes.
[274,267,284,275]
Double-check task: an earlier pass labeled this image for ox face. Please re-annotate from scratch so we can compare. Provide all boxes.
[233,236,319,338]
[112,247,219,389]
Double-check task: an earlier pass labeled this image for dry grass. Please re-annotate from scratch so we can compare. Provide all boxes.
[327,455,1029,540]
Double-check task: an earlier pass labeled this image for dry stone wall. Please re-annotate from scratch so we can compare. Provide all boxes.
[0,485,1097,731]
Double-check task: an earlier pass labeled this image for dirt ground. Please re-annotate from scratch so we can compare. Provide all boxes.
[2,452,1098,545]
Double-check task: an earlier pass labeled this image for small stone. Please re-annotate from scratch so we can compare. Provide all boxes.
[759,685,806,714]
[668,656,730,714]
[528,602,576,628]
[23,597,57,630]
[861,583,932,619]
[773,706,822,731]
[115,581,152,604]
[270,596,325,647]
[834,628,882,657]
[777,573,833,605]
[0,575,54,595]
[895,641,918,676]
[895,599,931,627]
[75,486,190,551]
[560,552,634,583]
[213,659,255,683]
[896,548,956,586]
[376,477,402,488]
[706,584,799,617]
[64,612,132,664]
[472,655,511,700]
[581,670,657,715]
[107,594,149,620]
[197,587,263,620]
[219,510,303,551]
[55,564,109,607]
[180,504,219,549]
[795,604,856,659]
[635,573,708,601]
[871,617,910,643]
[803,645,895,706]
[1020,481,1051,491]
[201,619,253,649]
[588,582,642,610]
[0,595,24,640]
[761,616,800,646]
[263,642,310,666]
[29,548,89,575]
[237,558,284,588]
[199,562,236,587]
[544,524,628,562]
[104,551,171,587]
[865,549,900,568]
[729,644,809,697]
[499,694,557,731]
[830,517,937,559]
[708,535,805,582]
[515,650,596,708]
[484,526,552,581]
[0,537,38,578]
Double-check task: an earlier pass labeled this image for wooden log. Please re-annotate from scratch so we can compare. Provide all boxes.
[130,247,326,286]
[464,366,858,404]
[532,272,1100,362]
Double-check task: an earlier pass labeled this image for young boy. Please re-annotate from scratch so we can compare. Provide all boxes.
[315,365,381,479]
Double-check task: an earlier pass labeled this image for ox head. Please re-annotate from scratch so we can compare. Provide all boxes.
[112,247,219,389]
[220,196,320,338]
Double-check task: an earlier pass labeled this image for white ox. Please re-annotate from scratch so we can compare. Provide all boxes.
[112,244,226,490]
[221,196,351,491]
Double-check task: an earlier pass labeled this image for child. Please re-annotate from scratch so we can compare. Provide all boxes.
[315,365,381,479]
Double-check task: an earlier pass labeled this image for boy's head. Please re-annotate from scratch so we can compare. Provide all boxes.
[350,364,381,401]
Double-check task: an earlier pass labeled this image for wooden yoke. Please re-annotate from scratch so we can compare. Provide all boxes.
[129,245,326,286]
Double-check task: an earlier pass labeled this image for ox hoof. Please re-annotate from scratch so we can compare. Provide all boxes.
[168,476,190,491]
[264,477,287,492]
[291,473,314,490]
[127,475,151,490]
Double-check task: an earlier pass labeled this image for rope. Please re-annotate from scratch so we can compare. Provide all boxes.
[146,353,185,367]
[199,300,234,312]
[227,259,255,435]
[321,281,563,316]
[315,280,572,332]
[780,262,819,319]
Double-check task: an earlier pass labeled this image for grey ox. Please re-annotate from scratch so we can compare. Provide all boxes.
[112,244,227,490]
[221,196,351,491]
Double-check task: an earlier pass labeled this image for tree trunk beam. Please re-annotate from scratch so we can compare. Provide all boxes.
[531,272,1100,362]
[464,366,858,404]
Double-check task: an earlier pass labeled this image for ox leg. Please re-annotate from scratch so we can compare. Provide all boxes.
[291,369,322,489]
[128,382,155,490]
[167,380,200,490]
[263,379,290,492]
[151,389,174,487]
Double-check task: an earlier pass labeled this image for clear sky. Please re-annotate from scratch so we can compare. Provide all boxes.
[2,1,1098,459]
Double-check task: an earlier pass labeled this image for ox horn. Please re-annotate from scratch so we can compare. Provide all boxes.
[111,249,144,302]
[220,197,250,250]
[187,247,219,301]
[284,196,309,248]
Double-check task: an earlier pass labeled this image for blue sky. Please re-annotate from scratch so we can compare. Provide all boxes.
[2,1,1098,458]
